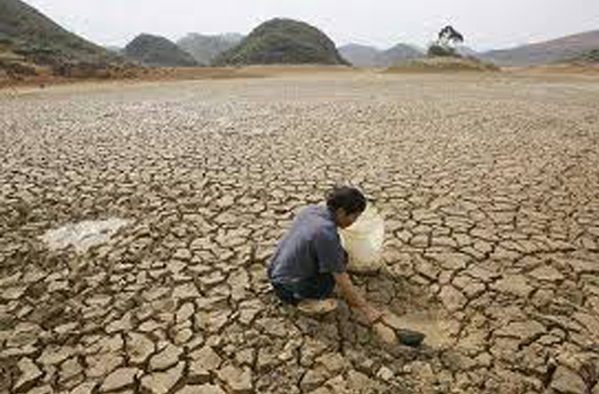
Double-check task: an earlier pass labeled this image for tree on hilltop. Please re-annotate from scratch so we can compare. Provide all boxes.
[428,25,464,57]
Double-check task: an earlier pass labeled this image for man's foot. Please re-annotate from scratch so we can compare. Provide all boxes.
[297,299,338,315]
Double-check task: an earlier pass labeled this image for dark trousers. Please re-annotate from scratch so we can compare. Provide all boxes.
[271,274,336,305]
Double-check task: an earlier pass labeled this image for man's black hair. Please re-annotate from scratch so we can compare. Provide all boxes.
[326,186,367,214]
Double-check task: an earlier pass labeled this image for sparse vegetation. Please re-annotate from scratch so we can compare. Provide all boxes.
[427,44,457,58]
[570,49,599,64]
[386,56,499,72]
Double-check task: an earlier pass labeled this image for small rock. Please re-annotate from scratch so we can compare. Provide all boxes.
[177,384,227,394]
[300,369,328,392]
[141,361,184,394]
[346,369,373,391]
[176,303,195,323]
[173,248,192,261]
[172,283,200,299]
[59,357,83,383]
[37,345,74,365]
[69,381,98,394]
[174,328,193,345]
[206,310,231,333]
[492,275,533,298]
[316,352,347,375]
[373,322,398,345]
[309,387,332,394]
[100,367,141,392]
[376,366,394,382]
[188,361,211,385]
[529,265,564,282]
[126,332,155,364]
[2,286,27,300]
[495,320,545,341]
[217,365,253,393]
[439,285,467,312]
[14,357,42,391]
[25,385,53,394]
[550,366,586,394]
[238,307,260,325]
[86,352,123,378]
[235,348,255,366]
[106,312,133,333]
[149,343,183,371]
[189,346,222,371]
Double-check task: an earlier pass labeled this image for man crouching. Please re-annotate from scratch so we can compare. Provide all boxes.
[267,186,382,325]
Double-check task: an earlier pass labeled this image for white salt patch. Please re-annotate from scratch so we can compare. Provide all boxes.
[40,218,131,253]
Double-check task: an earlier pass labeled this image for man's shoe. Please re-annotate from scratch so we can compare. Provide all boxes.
[297,299,338,315]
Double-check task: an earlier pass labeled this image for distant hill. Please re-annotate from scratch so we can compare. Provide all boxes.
[213,18,347,66]
[378,44,423,66]
[0,0,116,67]
[455,46,478,57]
[105,46,123,55]
[124,34,197,67]
[481,29,599,67]
[339,43,423,67]
[338,44,380,67]
[177,33,243,65]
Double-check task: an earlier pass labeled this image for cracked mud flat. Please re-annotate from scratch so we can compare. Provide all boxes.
[1,71,598,393]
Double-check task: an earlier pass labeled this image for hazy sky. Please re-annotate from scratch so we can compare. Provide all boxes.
[26,0,599,50]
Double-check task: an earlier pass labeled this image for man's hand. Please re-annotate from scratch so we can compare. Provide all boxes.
[333,272,381,325]
[362,303,382,325]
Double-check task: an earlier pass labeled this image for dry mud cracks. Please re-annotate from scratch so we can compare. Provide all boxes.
[1,72,598,393]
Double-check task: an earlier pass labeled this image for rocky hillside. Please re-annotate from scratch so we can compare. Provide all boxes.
[213,18,347,66]
[339,43,423,67]
[481,29,599,67]
[177,33,243,65]
[0,0,117,70]
[124,34,197,67]
[555,48,599,66]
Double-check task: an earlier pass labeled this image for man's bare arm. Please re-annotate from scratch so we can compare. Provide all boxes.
[333,272,381,323]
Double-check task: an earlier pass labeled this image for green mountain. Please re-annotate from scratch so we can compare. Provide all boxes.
[213,18,347,66]
[0,0,115,66]
[124,34,197,67]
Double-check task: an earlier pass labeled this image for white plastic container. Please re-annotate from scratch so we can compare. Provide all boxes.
[340,204,385,273]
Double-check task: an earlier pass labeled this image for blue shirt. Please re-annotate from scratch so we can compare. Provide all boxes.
[268,205,347,284]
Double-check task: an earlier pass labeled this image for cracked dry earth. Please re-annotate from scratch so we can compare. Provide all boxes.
[1,71,599,394]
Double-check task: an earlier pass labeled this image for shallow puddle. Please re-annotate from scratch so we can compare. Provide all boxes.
[386,310,454,348]
[401,311,454,348]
